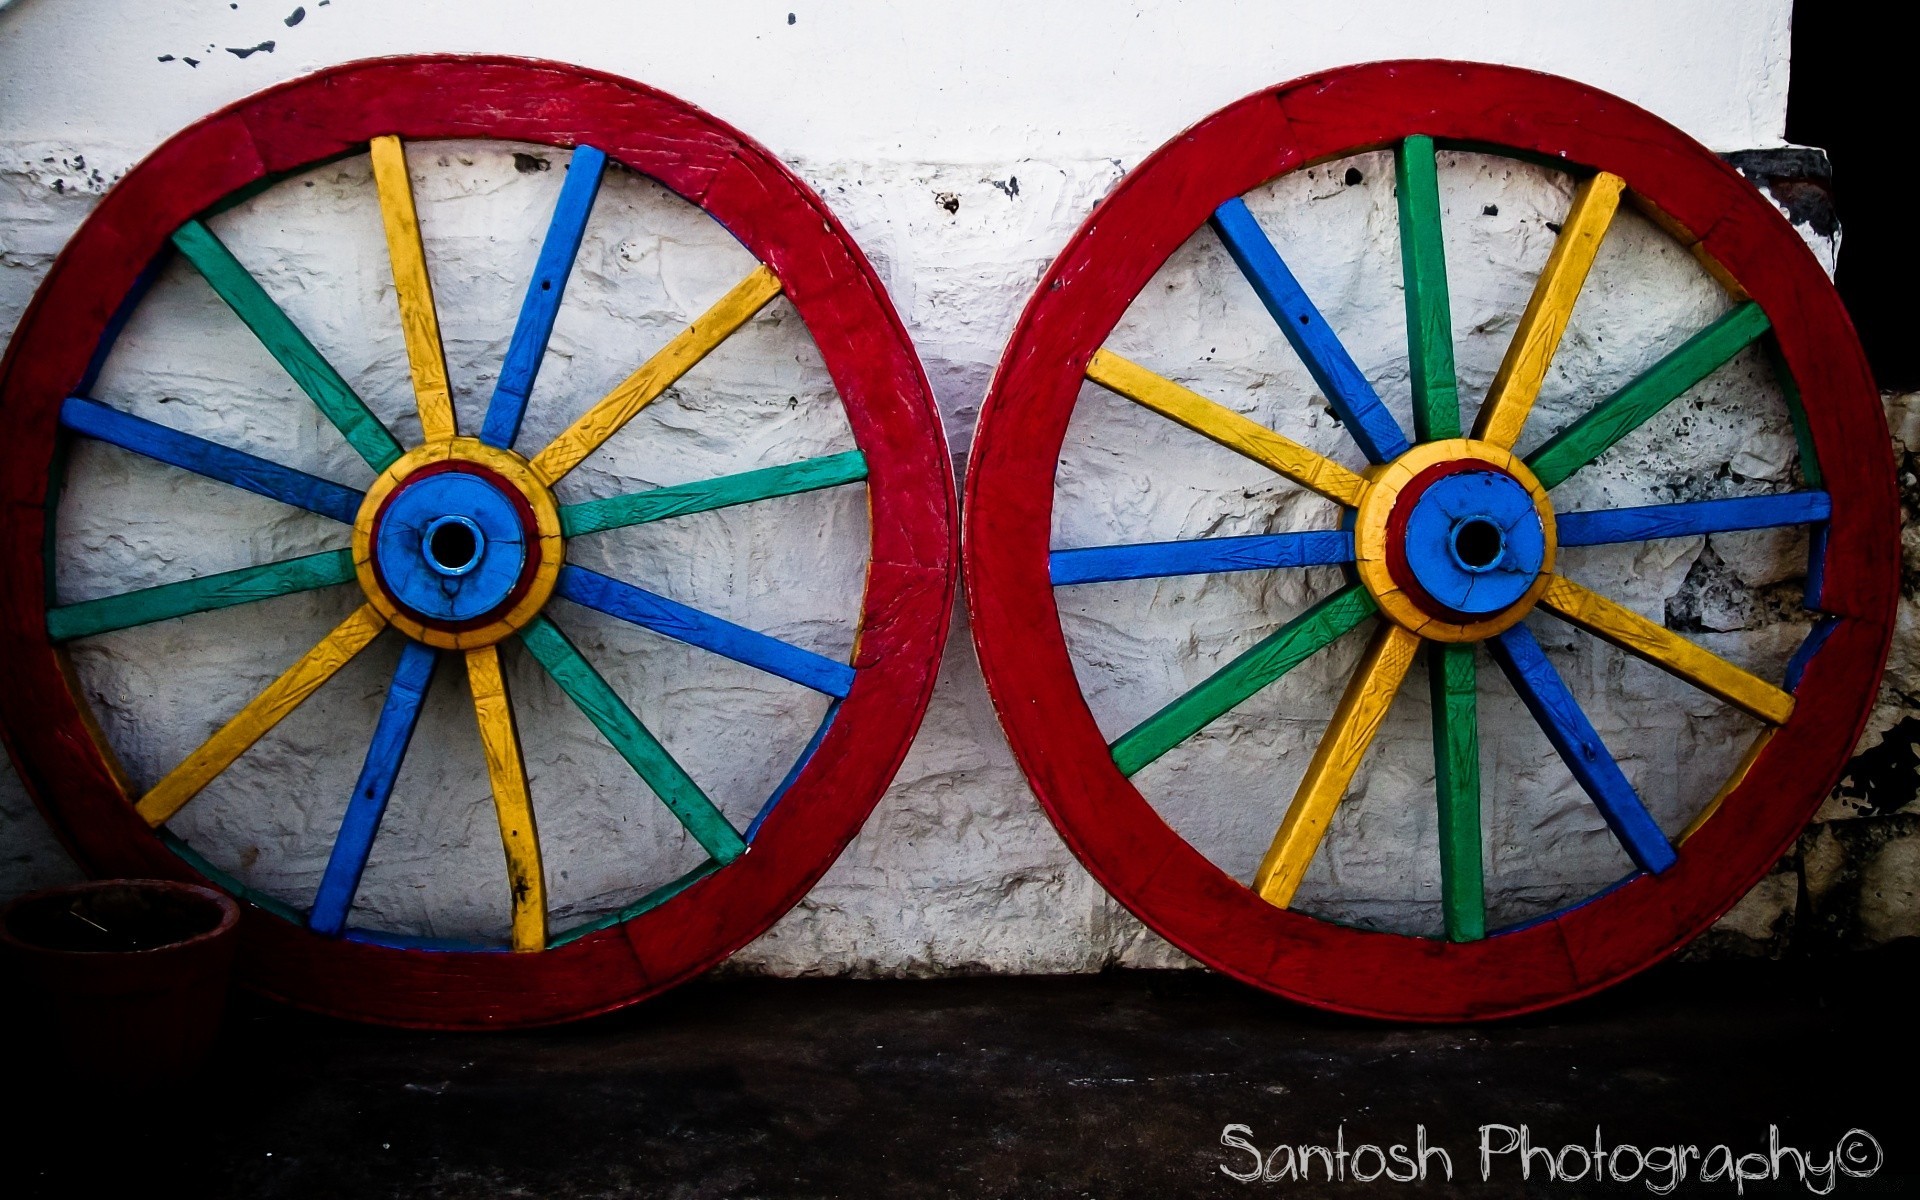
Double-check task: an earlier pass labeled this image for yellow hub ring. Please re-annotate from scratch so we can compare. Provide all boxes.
[1353,438,1558,643]
[352,437,565,649]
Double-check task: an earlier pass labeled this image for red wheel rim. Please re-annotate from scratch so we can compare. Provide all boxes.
[964,60,1896,1021]
[0,56,955,1028]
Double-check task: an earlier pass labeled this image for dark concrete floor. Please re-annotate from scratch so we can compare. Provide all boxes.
[6,948,1917,1198]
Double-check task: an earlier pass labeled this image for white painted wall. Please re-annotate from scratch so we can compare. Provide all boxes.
[0,2,1794,162]
[4,1,1844,975]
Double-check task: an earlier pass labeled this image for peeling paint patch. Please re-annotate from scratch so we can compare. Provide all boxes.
[1835,715,1920,816]
[1724,148,1837,237]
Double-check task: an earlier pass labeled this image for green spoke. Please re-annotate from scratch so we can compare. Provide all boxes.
[1526,302,1770,489]
[172,220,404,471]
[1111,585,1376,777]
[558,450,868,538]
[47,548,357,642]
[1396,135,1459,440]
[515,615,745,863]
[1429,641,1484,942]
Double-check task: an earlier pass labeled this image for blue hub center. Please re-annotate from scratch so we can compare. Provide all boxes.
[1402,471,1545,616]
[373,470,529,623]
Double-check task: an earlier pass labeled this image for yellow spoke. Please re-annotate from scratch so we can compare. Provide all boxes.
[1086,350,1368,507]
[1253,622,1419,907]
[466,644,547,952]
[1539,575,1794,724]
[369,135,457,442]
[136,605,387,826]
[530,265,783,484]
[1473,171,1624,449]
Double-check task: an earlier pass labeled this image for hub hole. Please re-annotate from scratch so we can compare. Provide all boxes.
[427,519,480,573]
[1452,518,1504,571]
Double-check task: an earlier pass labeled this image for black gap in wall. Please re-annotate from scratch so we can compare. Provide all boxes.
[1788,5,1919,390]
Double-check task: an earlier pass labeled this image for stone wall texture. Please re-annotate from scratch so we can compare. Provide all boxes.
[7,0,1912,977]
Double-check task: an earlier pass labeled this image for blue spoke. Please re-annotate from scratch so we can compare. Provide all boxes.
[1051,529,1352,585]
[555,565,856,697]
[1559,492,1830,547]
[1489,623,1677,874]
[481,144,609,448]
[61,397,363,523]
[310,641,438,936]
[1210,198,1412,463]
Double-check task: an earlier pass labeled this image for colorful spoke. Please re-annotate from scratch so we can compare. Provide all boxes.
[482,144,609,449]
[1428,641,1484,942]
[555,565,856,697]
[1488,623,1676,873]
[1559,492,1830,546]
[559,450,868,538]
[1112,585,1376,778]
[1526,302,1771,489]
[1538,575,1795,724]
[465,643,546,952]
[517,615,746,864]
[48,548,356,642]
[61,397,363,523]
[1394,135,1460,441]
[1254,622,1420,908]
[1473,172,1625,449]
[170,220,403,470]
[309,640,439,936]
[1085,350,1368,507]
[1051,529,1352,586]
[134,604,387,826]
[1210,198,1411,463]
[369,135,457,443]
[529,264,784,484]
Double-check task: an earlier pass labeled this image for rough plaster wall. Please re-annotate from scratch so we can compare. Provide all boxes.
[8,0,1909,974]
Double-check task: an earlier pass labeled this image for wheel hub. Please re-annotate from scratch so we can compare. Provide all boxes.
[422,514,485,577]
[1402,468,1547,617]
[353,438,564,648]
[1353,438,1557,642]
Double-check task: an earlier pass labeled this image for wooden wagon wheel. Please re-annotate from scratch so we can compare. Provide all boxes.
[964,61,1896,1020]
[0,56,954,1028]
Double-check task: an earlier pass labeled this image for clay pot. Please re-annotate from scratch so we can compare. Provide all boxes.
[1,879,240,1085]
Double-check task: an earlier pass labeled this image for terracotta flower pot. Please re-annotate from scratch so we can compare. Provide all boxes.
[1,879,240,1085]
